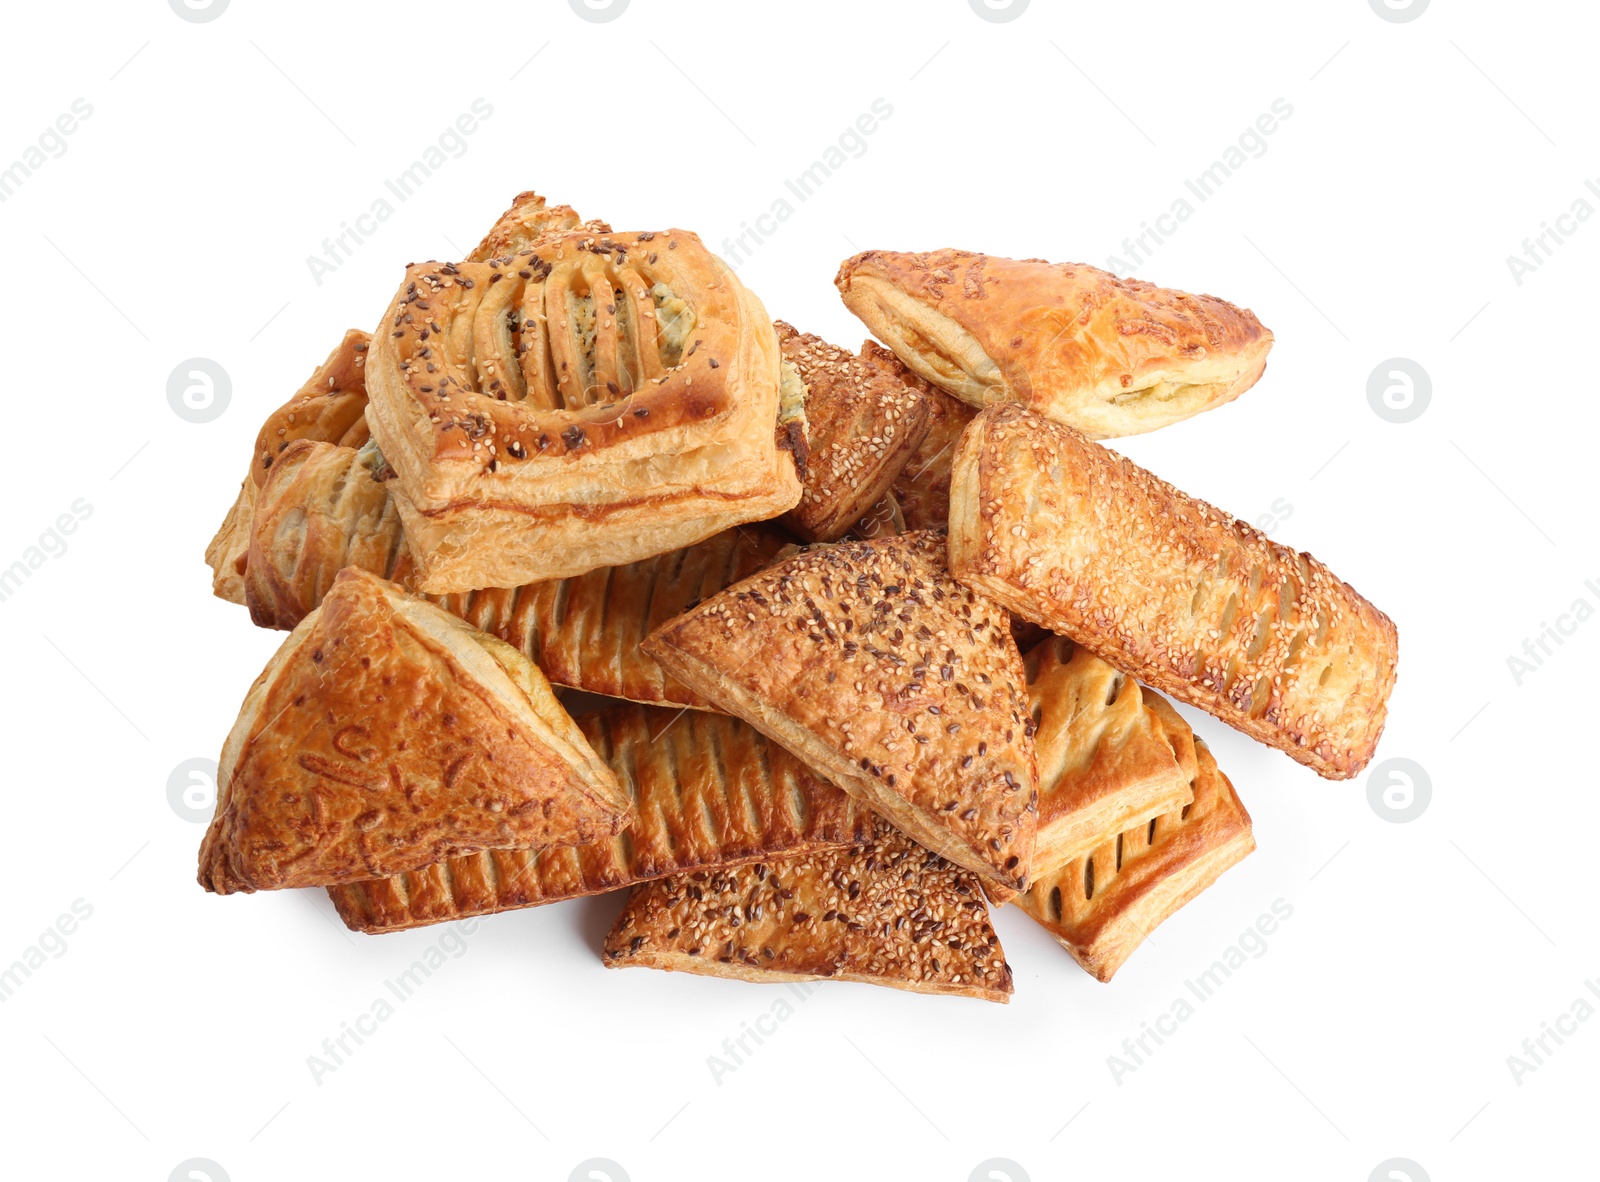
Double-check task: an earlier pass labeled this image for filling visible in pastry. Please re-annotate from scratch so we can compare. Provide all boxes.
[777,356,809,437]
[651,282,695,366]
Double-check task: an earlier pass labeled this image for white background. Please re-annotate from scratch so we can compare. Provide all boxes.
[0,1,1593,1179]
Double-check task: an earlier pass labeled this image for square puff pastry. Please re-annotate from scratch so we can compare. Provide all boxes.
[364,228,805,592]
[198,568,628,894]
[1016,722,1254,983]
[836,249,1272,439]
[328,703,872,933]
[1024,635,1193,877]
[949,404,1398,779]
[604,822,1015,1003]
[642,531,1039,896]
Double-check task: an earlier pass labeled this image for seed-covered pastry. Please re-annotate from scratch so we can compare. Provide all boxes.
[1017,727,1254,982]
[860,339,976,531]
[1024,635,1193,875]
[466,190,605,262]
[604,822,1014,1003]
[204,329,372,604]
[949,404,1398,779]
[364,228,805,592]
[198,568,628,894]
[329,704,871,933]
[838,249,1272,438]
[643,531,1038,896]
[774,321,929,542]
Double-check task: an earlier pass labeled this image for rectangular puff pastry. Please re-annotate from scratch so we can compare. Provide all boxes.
[604,821,1014,1003]
[642,531,1039,896]
[837,250,1272,439]
[328,703,872,934]
[204,329,372,604]
[860,339,976,532]
[199,568,628,894]
[364,228,805,592]
[774,321,930,542]
[1016,720,1254,982]
[949,404,1398,779]
[1024,635,1193,877]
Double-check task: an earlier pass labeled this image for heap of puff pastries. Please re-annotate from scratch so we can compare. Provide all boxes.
[200,191,1397,1000]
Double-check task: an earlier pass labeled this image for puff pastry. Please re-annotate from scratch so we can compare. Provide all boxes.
[603,821,1014,1002]
[364,229,805,592]
[1016,727,1254,982]
[860,339,975,531]
[204,330,372,603]
[329,703,871,933]
[845,491,905,540]
[1024,635,1193,876]
[239,456,795,708]
[774,321,929,542]
[243,439,411,630]
[949,404,1398,779]
[642,531,1039,895]
[466,190,604,262]
[837,250,1272,438]
[198,568,628,894]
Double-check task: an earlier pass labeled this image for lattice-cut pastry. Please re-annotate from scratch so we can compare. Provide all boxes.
[603,821,1014,1002]
[838,250,1272,439]
[198,568,628,894]
[244,439,412,629]
[364,229,806,592]
[774,321,929,542]
[204,330,372,603]
[437,521,794,709]
[642,531,1038,895]
[239,456,795,707]
[861,339,976,531]
[1016,731,1254,982]
[1025,635,1193,876]
[467,190,605,262]
[949,404,1398,779]
[328,703,872,933]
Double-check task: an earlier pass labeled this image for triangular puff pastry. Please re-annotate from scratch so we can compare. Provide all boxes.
[1016,709,1254,983]
[604,822,1014,1002]
[643,531,1038,895]
[1025,635,1193,876]
[837,249,1272,439]
[328,704,872,933]
[199,568,628,894]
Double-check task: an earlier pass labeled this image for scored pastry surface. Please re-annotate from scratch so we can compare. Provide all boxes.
[643,531,1038,894]
[329,703,870,933]
[1024,635,1193,876]
[1017,726,1254,982]
[838,249,1272,439]
[949,403,1398,779]
[604,821,1014,1003]
[199,568,627,894]
[365,227,803,591]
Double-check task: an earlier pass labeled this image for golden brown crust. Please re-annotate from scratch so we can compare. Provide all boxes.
[328,704,872,933]
[1016,735,1254,982]
[199,569,628,894]
[642,532,1039,894]
[467,190,603,262]
[603,821,1013,1002]
[949,404,1398,779]
[365,229,802,591]
[243,440,411,630]
[845,492,905,541]
[838,250,1272,439]
[774,322,929,542]
[1024,636,1192,876]
[861,339,976,531]
[204,330,372,603]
